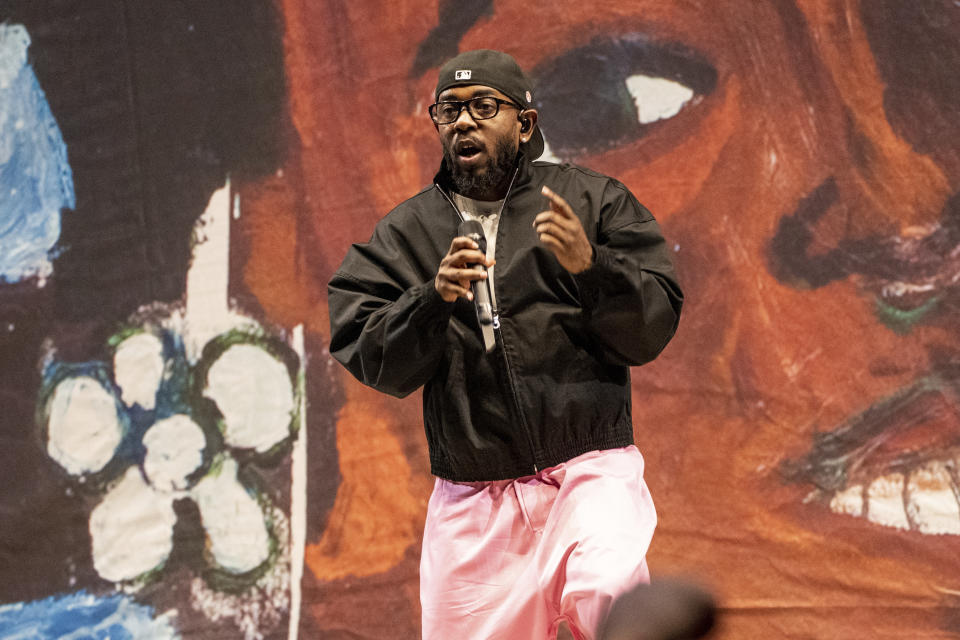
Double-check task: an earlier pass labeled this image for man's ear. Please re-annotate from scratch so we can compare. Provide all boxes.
[519,109,538,142]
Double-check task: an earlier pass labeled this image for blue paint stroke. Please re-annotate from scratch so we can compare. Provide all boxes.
[0,23,75,284]
[0,590,179,639]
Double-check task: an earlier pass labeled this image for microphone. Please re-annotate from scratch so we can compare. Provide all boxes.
[458,219,494,326]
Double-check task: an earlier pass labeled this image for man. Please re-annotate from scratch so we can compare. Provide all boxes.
[328,49,683,639]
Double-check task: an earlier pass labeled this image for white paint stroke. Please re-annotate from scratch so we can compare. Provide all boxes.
[183,178,250,361]
[288,324,306,640]
[113,332,164,410]
[90,466,176,582]
[47,376,124,475]
[204,343,294,452]
[626,74,694,125]
[829,484,863,517]
[190,505,291,640]
[906,462,960,535]
[829,461,960,535]
[192,457,270,574]
[866,473,910,530]
[143,414,207,493]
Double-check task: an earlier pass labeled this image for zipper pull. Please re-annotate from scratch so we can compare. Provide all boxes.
[493,312,501,330]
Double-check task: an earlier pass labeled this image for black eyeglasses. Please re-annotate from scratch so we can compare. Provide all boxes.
[428,96,521,124]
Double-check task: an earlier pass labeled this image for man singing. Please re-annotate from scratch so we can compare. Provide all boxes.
[328,49,683,639]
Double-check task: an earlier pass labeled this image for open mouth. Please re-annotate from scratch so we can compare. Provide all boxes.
[780,365,960,535]
[455,139,484,161]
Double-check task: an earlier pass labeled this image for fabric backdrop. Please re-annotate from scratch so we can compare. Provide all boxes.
[1,1,959,638]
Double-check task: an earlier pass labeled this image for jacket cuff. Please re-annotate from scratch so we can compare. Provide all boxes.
[572,242,611,308]
[410,281,455,332]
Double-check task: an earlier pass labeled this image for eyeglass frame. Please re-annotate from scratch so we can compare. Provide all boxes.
[428,96,523,125]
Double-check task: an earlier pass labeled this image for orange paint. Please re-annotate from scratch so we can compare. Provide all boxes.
[304,378,423,580]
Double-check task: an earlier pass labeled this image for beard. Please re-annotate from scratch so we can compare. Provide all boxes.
[443,134,519,200]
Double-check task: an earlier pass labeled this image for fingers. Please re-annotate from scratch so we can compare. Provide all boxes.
[435,235,494,302]
[437,277,477,302]
[535,186,579,237]
[532,221,571,247]
[446,267,488,285]
[533,214,577,237]
[534,186,594,274]
[533,207,582,253]
[541,185,575,219]
[436,265,487,302]
[437,266,487,301]
[445,236,494,268]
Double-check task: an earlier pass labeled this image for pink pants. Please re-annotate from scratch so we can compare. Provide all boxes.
[420,446,656,640]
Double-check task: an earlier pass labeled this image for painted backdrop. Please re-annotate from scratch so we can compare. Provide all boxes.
[2,0,959,638]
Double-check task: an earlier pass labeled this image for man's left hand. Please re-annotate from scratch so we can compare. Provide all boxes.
[534,186,594,274]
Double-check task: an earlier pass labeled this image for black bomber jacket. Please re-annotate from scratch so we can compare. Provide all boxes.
[328,154,683,482]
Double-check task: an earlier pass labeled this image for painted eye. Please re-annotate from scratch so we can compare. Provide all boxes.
[532,34,717,159]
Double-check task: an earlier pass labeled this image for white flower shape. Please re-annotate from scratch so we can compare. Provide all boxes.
[39,325,299,588]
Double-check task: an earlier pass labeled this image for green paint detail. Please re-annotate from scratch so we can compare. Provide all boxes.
[106,325,150,349]
[873,295,941,334]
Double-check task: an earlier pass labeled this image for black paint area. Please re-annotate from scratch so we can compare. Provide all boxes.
[861,0,960,174]
[0,0,287,605]
[532,34,717,157]
[768,175,960,328]
[766,178,849,289]
[7,0,288,325]
[410,0,494,80]
[779,357,960,494]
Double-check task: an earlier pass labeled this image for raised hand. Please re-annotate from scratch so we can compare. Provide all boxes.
[534,186,593,274]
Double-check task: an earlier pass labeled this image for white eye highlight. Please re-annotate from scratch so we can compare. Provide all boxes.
[626,74,694,125]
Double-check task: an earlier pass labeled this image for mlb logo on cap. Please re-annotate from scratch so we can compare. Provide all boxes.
[455,70,472,80]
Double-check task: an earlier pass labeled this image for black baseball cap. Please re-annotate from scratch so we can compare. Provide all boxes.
[435,49,544,159]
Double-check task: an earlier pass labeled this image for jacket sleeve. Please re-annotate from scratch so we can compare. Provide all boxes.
[573,180,684,366]
[328,230,453,398]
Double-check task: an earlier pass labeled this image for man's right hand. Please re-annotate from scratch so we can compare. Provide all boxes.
[435,236,495,303]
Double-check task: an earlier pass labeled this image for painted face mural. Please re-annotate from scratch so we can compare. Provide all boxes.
[266,0,960,637]
[2,0,959,638]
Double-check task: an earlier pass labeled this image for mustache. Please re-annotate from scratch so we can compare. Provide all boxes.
[454,136,484,153]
